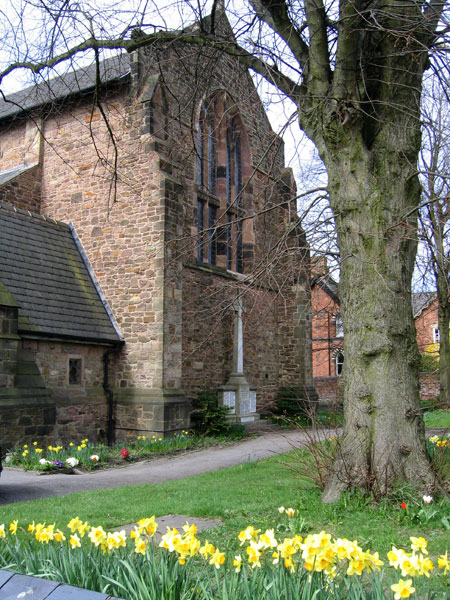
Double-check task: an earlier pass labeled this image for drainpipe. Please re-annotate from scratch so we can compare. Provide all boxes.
[103,344,121,446]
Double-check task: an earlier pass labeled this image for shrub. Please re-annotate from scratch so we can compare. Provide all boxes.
[420,352,439,372]
[190,390,231,436]
[272,386,316,422]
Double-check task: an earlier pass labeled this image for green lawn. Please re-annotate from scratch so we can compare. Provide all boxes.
[424,409,450,429]
[1,451,448,563]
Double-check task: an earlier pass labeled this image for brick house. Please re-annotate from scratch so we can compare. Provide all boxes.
[311,258,440,402]
[413,292,439,354]
[0,12,314,447]
[310,258,343,403]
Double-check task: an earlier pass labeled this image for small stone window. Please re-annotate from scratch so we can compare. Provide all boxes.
[68,357,83,386]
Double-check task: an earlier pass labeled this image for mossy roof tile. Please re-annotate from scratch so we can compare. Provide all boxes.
[0,202,121,344]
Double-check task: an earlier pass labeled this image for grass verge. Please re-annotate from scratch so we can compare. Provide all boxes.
[0,450,448,566]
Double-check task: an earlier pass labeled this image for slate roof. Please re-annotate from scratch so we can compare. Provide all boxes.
[314,276,340,305]
[0,54,131,121]
[0,202,122,344]
[412,291,436,317]
[313,273,436,319]
[0,163,38,185]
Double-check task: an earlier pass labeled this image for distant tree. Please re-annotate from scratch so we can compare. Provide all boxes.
[418,83,450,406]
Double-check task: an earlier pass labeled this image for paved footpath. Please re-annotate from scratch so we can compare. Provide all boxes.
[0,428,336,505]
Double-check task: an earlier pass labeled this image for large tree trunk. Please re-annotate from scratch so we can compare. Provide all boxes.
[320,123,437,502]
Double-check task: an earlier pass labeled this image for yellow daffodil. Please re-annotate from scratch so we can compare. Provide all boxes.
[399,553,420,578]
[77,521,90,537]
[137,516,158,536]
[134,537,146,555]
[333,538,356,561]
[347,554,365,576]
[88,526,107,547]
[278,538,296,562]
[417,555,434,578]
[259,529,278,549]
[238,526,260,545]
[36,524,55,544]
[105,530,127,552]
[35,448,43,454]
[410,536,428,555]
[199,540,216,558]
[233,555,242,573]
[0,524,4,539]
[364,551,384,572]
[28,521,35,533]
[208,549,225,569]
[54,529,66,543]
[391,578,415,599]
[388,546,406,569]
[67,517,82,533]
[159,527,182,553]
[69,534,81,549]
[246,541,262,568]
[33,441,38,446]
[438,551,449,575]
[9,520,18,535]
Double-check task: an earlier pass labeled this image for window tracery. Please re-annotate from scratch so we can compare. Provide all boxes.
[196,92,250,274]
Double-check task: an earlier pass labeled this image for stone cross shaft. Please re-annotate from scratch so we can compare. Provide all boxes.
[232,296,244,375]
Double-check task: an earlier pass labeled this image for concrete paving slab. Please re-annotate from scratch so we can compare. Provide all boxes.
[115,514,222,541]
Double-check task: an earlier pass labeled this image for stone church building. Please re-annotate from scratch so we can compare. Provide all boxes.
[0,13,313,447]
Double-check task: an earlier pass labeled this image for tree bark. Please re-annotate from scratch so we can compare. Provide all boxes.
[437,274,450,407]
[321,146,437,501]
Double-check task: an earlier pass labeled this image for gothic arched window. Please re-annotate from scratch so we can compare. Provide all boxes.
[226,118,243,273]
[196,93,250,274]
[197,100,218,264]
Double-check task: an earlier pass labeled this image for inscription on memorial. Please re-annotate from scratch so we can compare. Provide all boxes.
[223,391,236,414]
[239,386,250,415]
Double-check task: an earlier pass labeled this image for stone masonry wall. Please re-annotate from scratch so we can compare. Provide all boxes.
[0,119,41,171]
[37,92,166,392]
[22,339,110,443]
[0,164,42,213]
[0,16,312,435]
[182,265,281,408]
[0,403,56,449]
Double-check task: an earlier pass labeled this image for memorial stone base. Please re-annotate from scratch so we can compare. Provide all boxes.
[220,373,259,424]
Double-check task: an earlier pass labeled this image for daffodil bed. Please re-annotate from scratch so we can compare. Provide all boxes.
[0,510,448,600]
[4,430,244,472]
